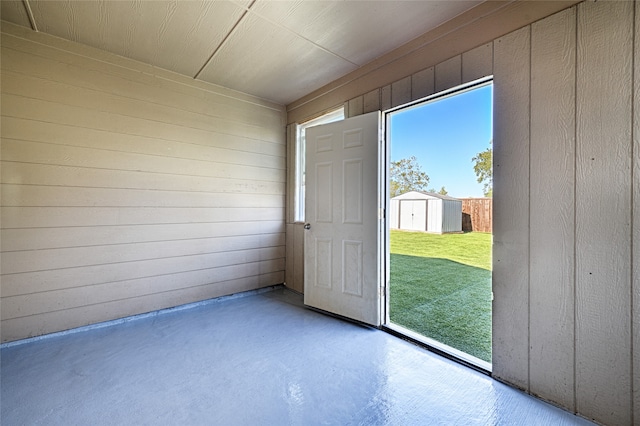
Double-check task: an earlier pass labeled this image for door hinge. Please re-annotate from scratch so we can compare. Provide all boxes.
[378,208,385,219]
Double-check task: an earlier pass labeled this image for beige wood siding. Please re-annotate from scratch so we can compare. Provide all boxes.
[411,67,435,101]
[634,2,640,420]
[529,7,576,411]
[575,3,633,423]
[286,2,639,424]
[287,1,580,125]
[1,21,286,343]
[493,24,530,393]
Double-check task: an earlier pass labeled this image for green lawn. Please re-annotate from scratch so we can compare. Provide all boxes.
[389,230,492,363]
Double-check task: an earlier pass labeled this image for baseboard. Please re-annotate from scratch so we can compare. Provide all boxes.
[1,284,284,349]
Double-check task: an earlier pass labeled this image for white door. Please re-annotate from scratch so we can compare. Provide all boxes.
[303,111,383,326]
[399,200,427,231]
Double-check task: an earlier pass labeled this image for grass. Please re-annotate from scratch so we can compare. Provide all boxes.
[389,230,492,363]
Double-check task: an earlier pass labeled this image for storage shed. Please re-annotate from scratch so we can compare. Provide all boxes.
[390,191,462,234]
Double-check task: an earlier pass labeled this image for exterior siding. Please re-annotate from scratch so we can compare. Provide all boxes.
[426,200,442,233]
[441,199,462,233]
[1,22,287,342]
[286,2,638,424]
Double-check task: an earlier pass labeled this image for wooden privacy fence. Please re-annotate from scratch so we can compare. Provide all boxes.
[461,198,492,233]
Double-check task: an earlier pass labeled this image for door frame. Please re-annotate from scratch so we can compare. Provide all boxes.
[380,76,493,374]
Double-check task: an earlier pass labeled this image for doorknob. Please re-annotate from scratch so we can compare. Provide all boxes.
[304,223,311,230]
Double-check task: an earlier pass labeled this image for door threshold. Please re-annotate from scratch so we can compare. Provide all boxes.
[383,323,492,375]
[305,305,378,330]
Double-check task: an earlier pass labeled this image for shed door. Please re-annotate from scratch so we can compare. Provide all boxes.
[400,200,427,231]
[303,111,383,326]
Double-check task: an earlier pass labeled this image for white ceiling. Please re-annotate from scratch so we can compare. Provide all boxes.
[1,0,483,105]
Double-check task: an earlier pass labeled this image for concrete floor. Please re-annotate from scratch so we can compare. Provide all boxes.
[2,287,594,425]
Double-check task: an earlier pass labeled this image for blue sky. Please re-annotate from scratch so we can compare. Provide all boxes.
[389,83,493,198]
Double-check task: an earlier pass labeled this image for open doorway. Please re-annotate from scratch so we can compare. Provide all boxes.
[385,79,493,370]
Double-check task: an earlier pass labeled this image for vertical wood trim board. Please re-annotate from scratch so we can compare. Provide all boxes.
[575,2,633,424]
[363,89,381,114]
[0,24,286,342]
[285,223,295,290]
[380,85,392,111]
[293,223,305,293]
[411,67,434,101]
[576,2,633,424]
[348,96,364,118]
[435,55,462,94]
[286,124,297,225]
[634,2,640,423]
[0,60,2,345]
[529,7,576,410]
[391,76,411,108]
[492,25,531,392]
[462,43,493,84]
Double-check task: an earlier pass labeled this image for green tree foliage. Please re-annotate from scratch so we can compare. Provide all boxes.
[390,156,430,197]
[472,143,493,197]
[428,186,448,195]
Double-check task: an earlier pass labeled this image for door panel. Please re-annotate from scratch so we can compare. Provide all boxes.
[303,111,382,326]
[399,200,428,231]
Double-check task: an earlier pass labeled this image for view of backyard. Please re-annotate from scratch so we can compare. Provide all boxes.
[389,230,492,363]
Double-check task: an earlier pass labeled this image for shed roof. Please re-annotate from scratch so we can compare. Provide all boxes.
[392,191,461,201]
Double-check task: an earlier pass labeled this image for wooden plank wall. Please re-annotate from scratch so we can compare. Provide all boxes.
[529,7,576,412]
[634,2,640,420]
[496,3,635,424]
[461,198,492,233]
[495,4,636,423]
[288,2,639,424]
[575,3,633,423]
[493,24,531,393]
[0,22,287,343]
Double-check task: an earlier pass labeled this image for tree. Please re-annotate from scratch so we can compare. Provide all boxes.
[472,142,493,197]
[390,156,429,197]
[428,186,448,195]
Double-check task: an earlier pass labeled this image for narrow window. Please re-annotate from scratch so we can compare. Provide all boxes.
[294,108,344,222]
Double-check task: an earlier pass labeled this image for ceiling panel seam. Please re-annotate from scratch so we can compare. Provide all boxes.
[286,0,519,112]
[233,1,359,67]
[21,0,38,32]
[193,0,257,79]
